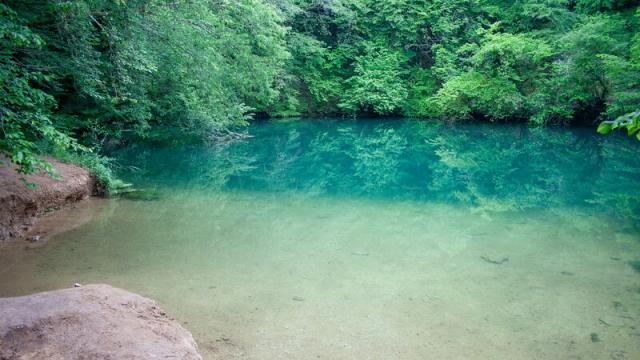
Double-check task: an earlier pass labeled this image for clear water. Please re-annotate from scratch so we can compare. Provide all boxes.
[1,119,640,359]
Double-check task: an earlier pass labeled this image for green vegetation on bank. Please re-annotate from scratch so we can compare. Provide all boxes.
[1,1,640,182]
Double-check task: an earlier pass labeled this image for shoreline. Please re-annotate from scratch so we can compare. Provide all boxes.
[0,159,205,359]
[0,155,100,242]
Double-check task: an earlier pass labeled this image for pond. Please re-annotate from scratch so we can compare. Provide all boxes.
[1,118,640,359]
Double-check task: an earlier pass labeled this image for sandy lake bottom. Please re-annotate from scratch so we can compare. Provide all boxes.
[1,190,639,359]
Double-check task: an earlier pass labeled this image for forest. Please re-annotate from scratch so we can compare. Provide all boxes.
[1,0,640,186]
[3,3,640,359]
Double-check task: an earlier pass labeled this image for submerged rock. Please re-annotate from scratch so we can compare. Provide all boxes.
[119,188,161,201]
[0,284,202,359]
[627,260,640,273]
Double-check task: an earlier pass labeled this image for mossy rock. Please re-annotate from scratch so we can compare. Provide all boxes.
[119,188,161,201]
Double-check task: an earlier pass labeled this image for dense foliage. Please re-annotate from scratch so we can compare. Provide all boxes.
[1,0,292,177]
[1,0,639,178]
[289,0,640,123]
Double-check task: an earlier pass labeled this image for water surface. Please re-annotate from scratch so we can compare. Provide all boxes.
[1,119,640,359]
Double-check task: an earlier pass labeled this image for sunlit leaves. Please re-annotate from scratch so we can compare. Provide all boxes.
[598,111,640,139]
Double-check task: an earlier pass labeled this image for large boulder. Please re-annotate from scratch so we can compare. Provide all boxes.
[0,284,202,360]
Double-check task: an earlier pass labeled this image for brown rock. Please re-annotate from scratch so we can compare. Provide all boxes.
[0,284,202,360]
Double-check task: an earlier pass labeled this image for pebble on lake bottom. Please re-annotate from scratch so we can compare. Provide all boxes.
[26,235,41,242]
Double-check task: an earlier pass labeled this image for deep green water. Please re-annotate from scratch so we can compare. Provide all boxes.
[1,119,640,359]
[116,119,640,219]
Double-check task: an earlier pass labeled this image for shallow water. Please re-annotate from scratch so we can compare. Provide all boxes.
[1,119,640,359]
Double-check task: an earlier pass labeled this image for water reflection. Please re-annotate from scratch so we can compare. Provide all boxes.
[114,119,640,223]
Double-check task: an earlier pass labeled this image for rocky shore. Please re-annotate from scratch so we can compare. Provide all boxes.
[0,156,98,241]
[0,158,204,359]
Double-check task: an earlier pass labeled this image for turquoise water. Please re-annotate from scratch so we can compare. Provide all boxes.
[1,119,640,359]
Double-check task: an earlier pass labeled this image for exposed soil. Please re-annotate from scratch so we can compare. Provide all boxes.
[0,155,99,241]
[0,284,202,360]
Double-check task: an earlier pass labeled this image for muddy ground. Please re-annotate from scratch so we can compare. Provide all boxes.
[0,156,98,241]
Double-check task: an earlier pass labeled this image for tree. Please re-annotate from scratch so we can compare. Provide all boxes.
[339,46,409,115]
[0,3,85,174]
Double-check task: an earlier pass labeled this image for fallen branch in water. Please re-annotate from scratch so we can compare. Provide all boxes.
[480,256,509,265]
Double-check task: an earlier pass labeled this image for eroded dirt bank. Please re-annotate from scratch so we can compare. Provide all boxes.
[0,284,203,359]
[0,156,98,241]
